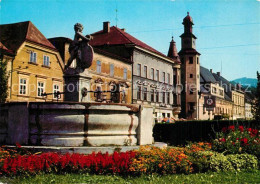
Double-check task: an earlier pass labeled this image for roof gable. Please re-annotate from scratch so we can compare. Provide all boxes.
[0,21,56,52]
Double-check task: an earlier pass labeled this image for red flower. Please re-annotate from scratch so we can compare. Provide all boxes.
[247,128,252,132]
[252,129,258,136]
[238,126,244,132]
[240,138,248,145]
[228,125,235,131]
[222,127,227,133]
[220,138,226,142]
[15,143,21,148]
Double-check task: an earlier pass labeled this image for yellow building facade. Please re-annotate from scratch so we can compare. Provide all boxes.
[87,49,132,104]
[0,21,64,102]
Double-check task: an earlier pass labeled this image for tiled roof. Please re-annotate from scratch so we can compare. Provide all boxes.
[0,21,56,52]
[90,26,175,62]
[200,66,217,83]
[178,48,200,55]
[94,47,132,64]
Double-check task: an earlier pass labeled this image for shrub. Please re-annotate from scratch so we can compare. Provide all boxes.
[209,153,234,172]
[226,154,258,171]
[212,125,260,158]
[187,151,214,173]
[129,146,193,175]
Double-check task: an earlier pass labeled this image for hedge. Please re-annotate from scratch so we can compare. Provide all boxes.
[153,120,259,146]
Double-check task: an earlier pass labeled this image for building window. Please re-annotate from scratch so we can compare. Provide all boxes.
[137,86,141,100]
[144,66,147,78]
[137,64,141,76]
[189,57,193,64]
[167,73,170,84]
[162,72,165,83]
[167,92,170,104]
[151,68,154,80]
[97,60,101,73]
[156,91,159,102]
[219,89,224,96]
[19,78,27,95]
[37,82,45,97]
[162,92,165,103]
[30,51,37,63]
[43,55,50,66]
[110,64,114,77]
[197,57,199,64]
[123,68,127,80]
[53,84,60,99]
[189,89,194,94]
[143,87,147,101]
[156,70,159,81]
[181,57,184,64]
[212,87,217,94]
[167,113,170,118]
[190,74,193,78]
[151,89,154,102]
[162,113,165,118]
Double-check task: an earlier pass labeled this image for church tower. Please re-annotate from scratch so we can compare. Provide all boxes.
[178,12,201,119]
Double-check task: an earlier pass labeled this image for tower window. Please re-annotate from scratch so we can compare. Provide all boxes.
[189,57,193,64]
[197,58,199,64]
[189,89,194,94]
[190,74,193,78]
[181,58,184,64]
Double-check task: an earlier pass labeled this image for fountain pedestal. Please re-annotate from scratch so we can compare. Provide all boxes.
[64,68,92,102]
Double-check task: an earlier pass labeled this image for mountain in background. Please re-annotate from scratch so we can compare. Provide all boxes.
[231,77,257,87]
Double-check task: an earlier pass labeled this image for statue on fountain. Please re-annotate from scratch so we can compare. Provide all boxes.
[65,23,94,73]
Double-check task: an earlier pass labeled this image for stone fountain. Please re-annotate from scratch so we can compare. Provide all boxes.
[0,23,155,153]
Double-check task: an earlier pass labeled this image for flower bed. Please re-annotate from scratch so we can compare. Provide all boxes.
[0,150,136,176]
[0,127,259,177]
[212,125,260,158]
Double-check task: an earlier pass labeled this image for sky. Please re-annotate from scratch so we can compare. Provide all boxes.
[0,0,259,81]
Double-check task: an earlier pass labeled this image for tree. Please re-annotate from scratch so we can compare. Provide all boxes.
[252,71,260,121]
[0,57,8,103]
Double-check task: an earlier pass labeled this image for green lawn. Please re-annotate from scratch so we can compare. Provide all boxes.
[1,170,259,184]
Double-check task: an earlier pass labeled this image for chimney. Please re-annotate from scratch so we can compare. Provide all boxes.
[121,28,125,32]
[210,69,213,73]
[103,21,110,33]
[217,72,220,76]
